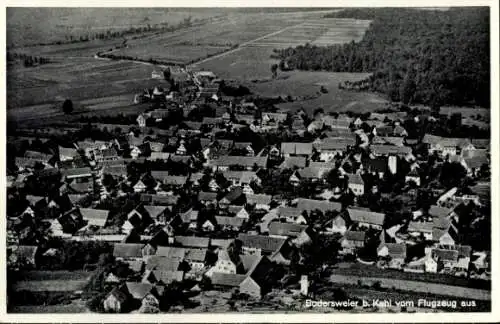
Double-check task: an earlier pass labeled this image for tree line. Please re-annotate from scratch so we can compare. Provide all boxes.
[7,52,51,67]
[272,8,490,108]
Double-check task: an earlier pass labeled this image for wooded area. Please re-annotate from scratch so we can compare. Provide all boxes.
[272,8,490,108]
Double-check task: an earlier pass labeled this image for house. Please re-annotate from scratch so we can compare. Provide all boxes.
[198,191,218,206]
[80,208,110,228]
[219,187,245,208]
[280,142,313,158]
[262,112,287,125]
[215,216,245,231]
[228,205,250,219]
[123,282,159,310]
[279,156,307,169]
[174,208,199,229]
[95,148,119,163]
[142,270,184,285]
[341,231,365,255]
[405,169,421,186]
[133,180,147,193]
[432,223,459,246]
[346,173,364,196]
[277,207,308,224]
[205,250,237,277]
[211,272,247,290]
[363,156,388,179]
[104,287,130,313]
[314,138,352,161]
[59,146,80,161]
[174,236,210,249]
[462,155,488,177]
[202,219,216,232]
[224,171,260,187]
[431,248,459,272]
[113,243,145,261]
[210,156,267,172]
[370,145,412,158]
[232,142,255,156]
[148,152,170,161]
[237,233,288,257]
[296,198,342,214]
[329,214,347,234]
[347,208,385,230]
[246,194,272,211]
[268,222,311,246]
[407,221,433,240]
[422,135,471,157]
[13,245,39,269]
[153,246,186,260]
[61,167,92,181]
[143,205,168,225]
[184,248,208,272]
[377,243,407,269]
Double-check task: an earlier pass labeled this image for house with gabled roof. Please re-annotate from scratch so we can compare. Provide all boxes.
[340,231,365,255]
[59,146,80,162]
[80,208,110,228]
[407,221,433,240]
[142,270,184,285]
[215,216,245,231]
[246,193,272,211]
[345,173,364,196]
[113,243,146,261]
[227,205,250,219]
[277,207,307,224]
[347,208,385,230]
[296,198,342,214]
[237,233,290,264]
[219,187,245,209]
[279,156,307,169]
[210,156,267,172]
[377,243,407,269]
[174,236,210,249]
[280,142,313,158]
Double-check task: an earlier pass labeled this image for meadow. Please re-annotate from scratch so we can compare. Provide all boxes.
[8,8,380,123]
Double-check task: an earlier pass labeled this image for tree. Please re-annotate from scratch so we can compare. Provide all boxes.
[62,99,73,114]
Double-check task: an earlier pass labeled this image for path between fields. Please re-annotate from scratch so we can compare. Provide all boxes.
[189,21,308,67]
[329,274,490,301]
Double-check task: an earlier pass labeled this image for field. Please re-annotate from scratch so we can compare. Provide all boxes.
[7,8,228,47]
[8,8,380,124]
[8,270,94,313]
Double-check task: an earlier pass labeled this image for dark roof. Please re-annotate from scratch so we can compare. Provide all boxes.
[279,156,307,169]
[237,234,286,253]
[245,194,272,206]
[198,191,218,201]
[281,142,313,155]
[344,230,366,242]
[296,198,342,213]
[268,222,308,238]
[113,243,144,258]
[213,156,267,168]
[346,173,364,186]
[381,243,407,258]
[215,216,245,228]
[124,282,154,300]
[432,248,459,262]
[347,208,385,226]
[211,273,246,287]
[184,248,208,262]
[221,187,244,204]
[174,236,210,248]
[145,256,181,271]
[80,208,109,227]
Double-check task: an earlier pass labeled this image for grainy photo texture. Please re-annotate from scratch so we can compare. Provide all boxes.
[6,7,491,314]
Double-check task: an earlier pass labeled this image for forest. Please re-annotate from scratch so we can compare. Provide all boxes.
[272,8,490,108]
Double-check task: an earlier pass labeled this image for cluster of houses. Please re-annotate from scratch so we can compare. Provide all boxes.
[7,69,491,311]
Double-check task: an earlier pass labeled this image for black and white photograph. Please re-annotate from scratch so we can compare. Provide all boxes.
[3,4,497,319]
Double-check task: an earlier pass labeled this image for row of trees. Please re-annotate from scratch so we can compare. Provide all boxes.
[7,52,51,67]
[272,8,490,107]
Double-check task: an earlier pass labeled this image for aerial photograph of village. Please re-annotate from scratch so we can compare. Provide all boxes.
[5,7,491,314]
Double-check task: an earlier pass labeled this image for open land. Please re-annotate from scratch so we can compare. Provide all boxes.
[8,8,381,124]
